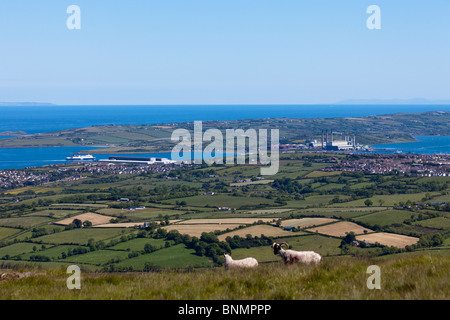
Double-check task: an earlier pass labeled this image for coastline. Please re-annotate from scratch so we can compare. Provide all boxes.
[372,136,450,155]
[0,110,449,170]
[77,146,173,155]
[0,131,26,136]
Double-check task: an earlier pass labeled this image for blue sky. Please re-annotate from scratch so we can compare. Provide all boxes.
[0,0,449,105]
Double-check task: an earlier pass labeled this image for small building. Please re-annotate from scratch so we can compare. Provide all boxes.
[138,222,150,229]
[99,156,176,165]
[283,226,296,232]
[352,240,370,247]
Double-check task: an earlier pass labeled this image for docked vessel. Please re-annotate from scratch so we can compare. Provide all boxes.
[66,154,96,161]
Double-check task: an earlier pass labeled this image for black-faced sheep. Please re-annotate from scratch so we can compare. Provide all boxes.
[272,242,321,264]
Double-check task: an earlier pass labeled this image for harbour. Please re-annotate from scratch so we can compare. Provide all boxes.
[0,135,448,170]
[0,146,174,170]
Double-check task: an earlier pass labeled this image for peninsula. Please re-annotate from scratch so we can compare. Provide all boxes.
[0,111,448,154]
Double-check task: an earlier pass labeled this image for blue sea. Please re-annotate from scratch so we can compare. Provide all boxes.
[2,104,450,134]
[0,105,449,170]
[372,136,450,155]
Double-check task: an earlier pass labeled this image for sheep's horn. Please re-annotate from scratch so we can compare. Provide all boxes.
[280,242,289,248]
[272,242,277,249]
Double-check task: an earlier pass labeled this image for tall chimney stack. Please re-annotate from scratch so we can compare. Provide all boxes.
[322,130,324,149]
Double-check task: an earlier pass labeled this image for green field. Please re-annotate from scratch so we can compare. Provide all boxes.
[60,249,132,266]
[0,227,20,241]
[109,238,168,251]
[332,192,441,208]
[353,210,414,227]
[115,244,213,269]
[0,216,53,228]
[19,245,76,261]
[0,242,44,258]
[163,194,276,208]
[296,207,386,219]
[413,217,450,230]
[31,228,131,245]
[283,195,348,209]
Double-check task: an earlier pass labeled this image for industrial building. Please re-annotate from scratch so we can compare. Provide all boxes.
[98,156,176,165]
[308,130,357,150]
[323,130,356,150]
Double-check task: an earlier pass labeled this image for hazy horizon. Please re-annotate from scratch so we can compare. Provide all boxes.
[1,1,449,105]
[3,98,450,107]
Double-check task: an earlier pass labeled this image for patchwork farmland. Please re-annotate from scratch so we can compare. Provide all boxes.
[0,152,448,276]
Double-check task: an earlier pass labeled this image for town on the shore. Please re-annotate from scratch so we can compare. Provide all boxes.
[1,152,448,191]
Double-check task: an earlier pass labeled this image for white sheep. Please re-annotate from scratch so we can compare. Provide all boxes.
[272,242,321,264]
[223,253,258,270]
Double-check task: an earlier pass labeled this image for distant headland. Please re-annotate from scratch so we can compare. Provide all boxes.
[2,99,450,106]
[0,102,57,106]
[0,131,26,136]
[335,98,450,105]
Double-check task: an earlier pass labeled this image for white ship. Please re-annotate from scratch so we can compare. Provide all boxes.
[66,154,96,161]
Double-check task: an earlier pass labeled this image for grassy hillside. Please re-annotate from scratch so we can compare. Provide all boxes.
[0,253,448,299]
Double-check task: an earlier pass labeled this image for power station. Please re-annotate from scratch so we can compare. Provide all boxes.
[308,130,358,150]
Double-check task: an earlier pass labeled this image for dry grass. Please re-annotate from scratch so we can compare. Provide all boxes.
[356,232,419,248]
[94,220,181,228]
[306,221,373,237]
[176,218,274,225]
[54,212,114,226]
[280,218,337,228]
[94,222,145,228]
